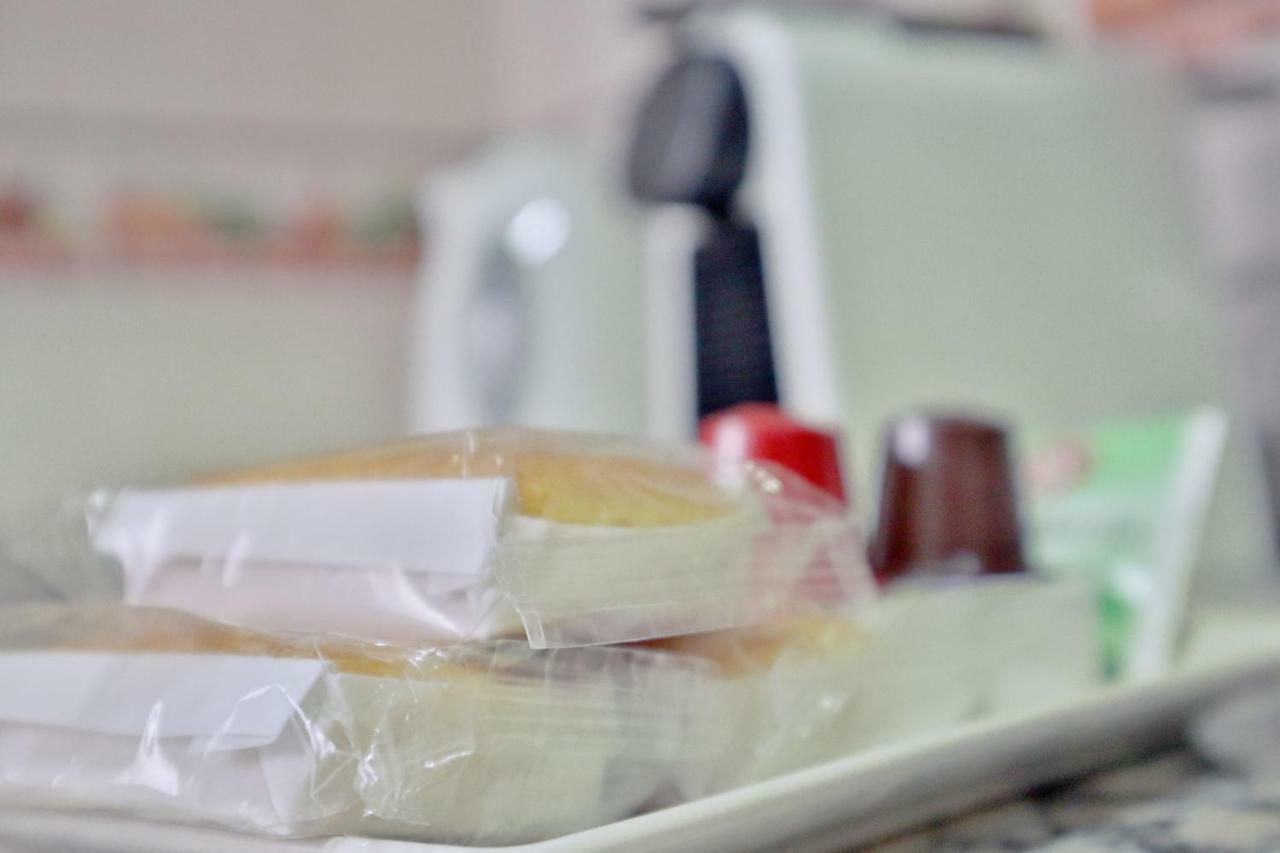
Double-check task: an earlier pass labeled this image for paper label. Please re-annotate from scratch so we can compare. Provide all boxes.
[92,479,510,576]
[1023,408,1227,678]
[0,652,323,751]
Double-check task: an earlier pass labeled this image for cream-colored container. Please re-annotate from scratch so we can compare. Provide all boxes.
[667,577,1100,796]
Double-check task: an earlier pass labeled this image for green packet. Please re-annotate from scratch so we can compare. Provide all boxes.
[1022,408,1228,680]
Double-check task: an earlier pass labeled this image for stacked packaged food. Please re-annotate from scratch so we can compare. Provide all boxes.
[0,426,1099,844]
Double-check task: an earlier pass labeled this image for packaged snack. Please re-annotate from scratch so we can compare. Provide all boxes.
[651,617,877,794]
[0,605,714,844]
[88,428,872,648]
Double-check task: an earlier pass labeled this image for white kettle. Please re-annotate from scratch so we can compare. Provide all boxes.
[409,139,649,434]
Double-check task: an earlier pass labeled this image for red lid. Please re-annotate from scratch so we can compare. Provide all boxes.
[700,403,847,503]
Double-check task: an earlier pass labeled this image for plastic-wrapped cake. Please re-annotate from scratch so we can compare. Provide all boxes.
[0,605,715,844]
[89,428,872,648]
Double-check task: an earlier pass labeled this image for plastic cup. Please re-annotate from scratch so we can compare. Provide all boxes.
[870,413,1026,583]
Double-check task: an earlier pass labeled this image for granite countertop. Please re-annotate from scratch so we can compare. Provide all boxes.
[873,750,1280,851]
[866,620,1280,853]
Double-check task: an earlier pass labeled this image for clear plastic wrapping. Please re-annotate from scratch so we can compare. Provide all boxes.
[86,428,872,648]
[0,581,1098,843]
[0,605,717,844]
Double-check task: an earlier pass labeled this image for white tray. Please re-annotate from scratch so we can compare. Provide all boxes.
[3,638,1278,853]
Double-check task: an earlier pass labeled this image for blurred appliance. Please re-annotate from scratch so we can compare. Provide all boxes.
[409,140,648,434]
[1189,46,1280,535]
[629,8,1277,578]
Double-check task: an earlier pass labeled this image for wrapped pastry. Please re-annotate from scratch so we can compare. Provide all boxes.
[88,428,872,647]
[0,605,714,844]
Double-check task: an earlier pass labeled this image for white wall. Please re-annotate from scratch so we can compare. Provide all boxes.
[0,1,493,132]
[0,270,412,521]
[0,0,665,537]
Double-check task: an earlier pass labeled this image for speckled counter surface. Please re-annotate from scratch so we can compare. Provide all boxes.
[873,751,1280,852]
[865,613,1280,852]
